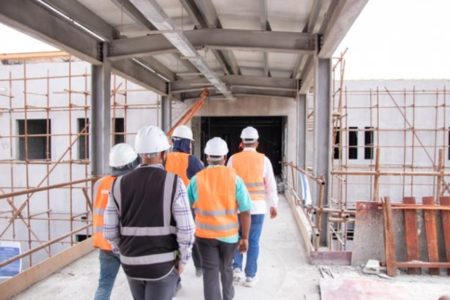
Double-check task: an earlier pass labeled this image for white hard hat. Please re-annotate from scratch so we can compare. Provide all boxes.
[172,125,194,141]
[109,143,137,168]
[204,137,228,156]
[240,126,259,140]
[134,125,170,154]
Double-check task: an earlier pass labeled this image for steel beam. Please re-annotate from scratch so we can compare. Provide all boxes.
[313,58,332,245]
[0,0,101,65]
[111,0,198,74]
[298,94,307,169]
[137,57,176,82]
[181,88,296,100]
[43,0,118,41]
[91,45,111,176]
[111,60,168,95]
[171,75,297,94]
[260,0,271,77]
[181,0,241,75]
[109,29,317,60]
[129,0,234,100]
[161,96,172,132]
[319,0,368,58]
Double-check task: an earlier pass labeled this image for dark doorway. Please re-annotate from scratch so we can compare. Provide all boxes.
[200,116,284,176]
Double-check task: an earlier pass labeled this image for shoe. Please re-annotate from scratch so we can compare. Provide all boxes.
[243,276,258,287]
[195,267,203,277]
[233,268,243,283]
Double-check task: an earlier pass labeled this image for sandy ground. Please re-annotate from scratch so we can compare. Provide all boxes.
[12,195,450,299]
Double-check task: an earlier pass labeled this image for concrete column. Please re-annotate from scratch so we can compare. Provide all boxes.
[313,58,332,245]
[297,94,307,169]
[91,43,111,176]
[161,95,172,132]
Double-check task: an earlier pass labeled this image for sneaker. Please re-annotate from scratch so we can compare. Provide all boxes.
[243,276,258,287]
[233,268,243,283]
[195,267,203,277]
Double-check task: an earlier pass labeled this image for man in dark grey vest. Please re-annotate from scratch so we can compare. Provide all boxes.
[104,125,195,300]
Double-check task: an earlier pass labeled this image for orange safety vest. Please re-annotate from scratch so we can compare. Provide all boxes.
[166,152,190,186]
[93,175,115,250]
[232,151,265,201]
[193,166,239,239]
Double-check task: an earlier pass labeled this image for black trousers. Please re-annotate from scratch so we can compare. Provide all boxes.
[197,237,238,300]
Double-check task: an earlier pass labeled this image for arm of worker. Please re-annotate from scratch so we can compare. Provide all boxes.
[235,175,252,253]
[172,178,196,273]
[103,179,121,253]
[187,155,204,179]
[264,157,279,219]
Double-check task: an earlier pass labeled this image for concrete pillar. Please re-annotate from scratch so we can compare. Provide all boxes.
[91,43,111,176]
[313,58,332,245]
[161,95,172,132]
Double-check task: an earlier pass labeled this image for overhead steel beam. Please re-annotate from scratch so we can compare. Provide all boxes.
[129,0,234,100]
[291,0,332,79]
[109,29,317,60]
[260,0,271,77]
[137,57,176,82]
[181,88,296,100]
[111,60,168,95]
[181,0,241,75]
[110,0,157,30]
[0,0,101,65]
[171,75,297,93]
[43,0,118,41]
[319,0,368,57]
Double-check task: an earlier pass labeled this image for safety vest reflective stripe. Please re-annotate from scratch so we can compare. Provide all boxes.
[195,208,237,217]
[194,166,238,239]
[93,176,115,250]
[120,251,178,266]
[232,151,265,201]
[121,226,177,236]
[245,182,264,188]
[196,222,239,231]
[165,152,190,186]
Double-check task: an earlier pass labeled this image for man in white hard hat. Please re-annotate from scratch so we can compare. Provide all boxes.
[187,137,251,300]
[166,125,204,276]
[104,125,195,300]
[228,126,279,287]
[93,143,138,300]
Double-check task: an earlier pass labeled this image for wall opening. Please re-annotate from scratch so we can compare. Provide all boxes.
[17,119,51,160]
[113,117,125,145]
[78,118,89,160]
[200,116,284,176]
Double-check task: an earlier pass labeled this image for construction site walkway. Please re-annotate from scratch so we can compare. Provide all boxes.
[13,195,321,300]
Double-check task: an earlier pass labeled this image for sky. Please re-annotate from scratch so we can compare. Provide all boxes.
[0,0,449,80]
[334,0,450,79]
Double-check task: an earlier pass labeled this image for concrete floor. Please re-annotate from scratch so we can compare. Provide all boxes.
[14,195,321,300]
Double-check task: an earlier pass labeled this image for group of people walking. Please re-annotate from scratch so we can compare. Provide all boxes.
[92,124,279,300]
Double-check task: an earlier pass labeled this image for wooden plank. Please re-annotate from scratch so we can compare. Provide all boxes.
[403,197,421,274]
[0,238,94,299]
[422,196,440,275]
[383,197,397,276]
[440,196,450,275]
[396,261,450,268]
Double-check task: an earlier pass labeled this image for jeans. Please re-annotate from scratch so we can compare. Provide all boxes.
[197,237,237,300]
[233,214,265,278]
[127,268,179,300]
[94,249,121,300]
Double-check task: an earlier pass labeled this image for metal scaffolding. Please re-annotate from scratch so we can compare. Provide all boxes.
[0,52,160,270]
